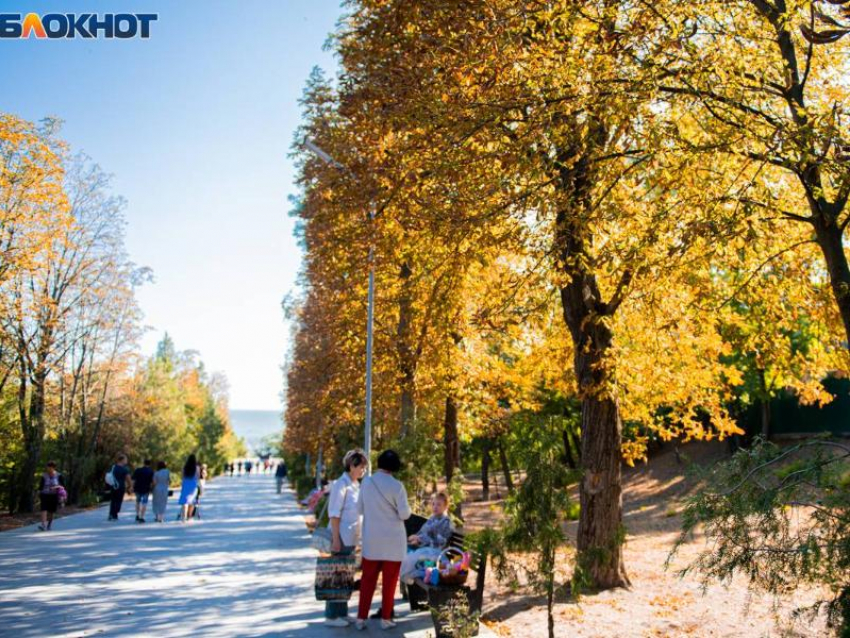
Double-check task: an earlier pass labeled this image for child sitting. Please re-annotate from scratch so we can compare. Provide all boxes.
[401,492,454,584]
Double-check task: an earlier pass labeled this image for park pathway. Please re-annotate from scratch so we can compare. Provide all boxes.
[0,474,438,637]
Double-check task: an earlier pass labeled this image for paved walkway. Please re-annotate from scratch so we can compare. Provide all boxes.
[0,475,439,637]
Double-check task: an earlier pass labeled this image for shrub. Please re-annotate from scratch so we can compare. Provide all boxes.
[670,437,850,636]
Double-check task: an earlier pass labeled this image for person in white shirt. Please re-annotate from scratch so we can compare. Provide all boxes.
[355,450,411,631]
[324,449,368,628]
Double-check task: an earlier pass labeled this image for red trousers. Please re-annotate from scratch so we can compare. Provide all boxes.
[358,557,401,620]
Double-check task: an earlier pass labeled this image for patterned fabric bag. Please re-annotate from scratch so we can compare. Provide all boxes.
[314,553,356,601]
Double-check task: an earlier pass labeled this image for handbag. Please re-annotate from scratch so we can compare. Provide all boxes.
[311,480,348,554]
[315,553,356,601]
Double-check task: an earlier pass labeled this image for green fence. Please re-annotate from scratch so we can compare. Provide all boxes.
[741,376,850,436]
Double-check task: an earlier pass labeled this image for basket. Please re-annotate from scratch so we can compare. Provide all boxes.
[436,547,469,586]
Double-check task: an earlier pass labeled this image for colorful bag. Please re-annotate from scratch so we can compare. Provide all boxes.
[314,553,356,601]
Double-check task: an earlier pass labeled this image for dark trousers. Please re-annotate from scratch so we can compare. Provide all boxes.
[109,489,125,518]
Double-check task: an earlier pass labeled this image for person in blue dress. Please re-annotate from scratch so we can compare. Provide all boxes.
[178,454,199,522]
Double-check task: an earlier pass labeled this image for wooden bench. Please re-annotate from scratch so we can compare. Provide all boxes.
[403,514,488,638]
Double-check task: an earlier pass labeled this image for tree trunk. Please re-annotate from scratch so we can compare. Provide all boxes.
[481,439,491,502]
[497,437,514,494]
[554,128,630,589]
[443,395,461,482]
[813,215,850,347]
[18,371,47,514]
[575,390,629,589]
[565,314,629,588]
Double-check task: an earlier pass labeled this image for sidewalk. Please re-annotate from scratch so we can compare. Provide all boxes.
[0,475,448,637]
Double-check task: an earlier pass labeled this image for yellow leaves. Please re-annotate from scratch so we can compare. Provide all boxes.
[622,438,649,466]
[286,0,850,463]
[724,366,745,387]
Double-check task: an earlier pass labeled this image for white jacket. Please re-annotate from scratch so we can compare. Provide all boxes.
[358,471,411,561]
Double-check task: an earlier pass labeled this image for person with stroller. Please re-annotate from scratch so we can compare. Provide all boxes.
[178,454,200,522]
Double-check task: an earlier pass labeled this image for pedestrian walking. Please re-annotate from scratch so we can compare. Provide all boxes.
[152,461,170,523]
[355,450,411,630]
[37,461,65,532]
[178,454,200,522]
[237,460,243,474]
[107,453,132,521]
[244,460,252,476]
[132,459,155,523]
[275,461,288,494]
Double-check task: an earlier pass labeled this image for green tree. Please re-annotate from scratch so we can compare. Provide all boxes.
[132,354,193,470]
[498,416,576,638]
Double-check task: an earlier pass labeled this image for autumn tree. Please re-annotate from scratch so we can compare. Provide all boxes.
[332,0,754,589]
[0,116,242,510]
[654,0,850,348]
[286,0,850,594]
[51,156,148,502]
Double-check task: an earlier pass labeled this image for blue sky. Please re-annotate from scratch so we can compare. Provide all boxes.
[1,1,343,410]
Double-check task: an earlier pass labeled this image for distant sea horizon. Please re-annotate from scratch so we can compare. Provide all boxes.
[229,409,284,455]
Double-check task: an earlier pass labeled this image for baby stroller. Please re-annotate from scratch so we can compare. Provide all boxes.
[192,485,202,519]
[175,487,202,521]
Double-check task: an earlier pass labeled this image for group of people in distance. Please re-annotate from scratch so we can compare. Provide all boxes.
[224,458,281,477]
[105,453,208,524]
[320,448,453,631]
[34,451,281,533]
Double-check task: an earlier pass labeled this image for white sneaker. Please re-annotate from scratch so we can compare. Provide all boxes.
[381,619,397,630]
[354,619,367,631]
[324,618,349,628]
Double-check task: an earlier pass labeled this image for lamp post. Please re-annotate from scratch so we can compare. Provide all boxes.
[302,138,375,471]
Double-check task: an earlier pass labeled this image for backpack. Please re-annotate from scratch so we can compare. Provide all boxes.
[105,465,119,489]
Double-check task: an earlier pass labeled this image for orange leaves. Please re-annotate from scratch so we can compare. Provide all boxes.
[0,114,71,289]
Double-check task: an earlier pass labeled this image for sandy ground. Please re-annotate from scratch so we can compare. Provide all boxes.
[459,441,831,638]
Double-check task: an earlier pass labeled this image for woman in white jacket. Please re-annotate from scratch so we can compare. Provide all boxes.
[355,450,411,630]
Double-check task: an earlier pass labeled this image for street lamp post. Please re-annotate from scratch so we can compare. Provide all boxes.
[302,138,374,471]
